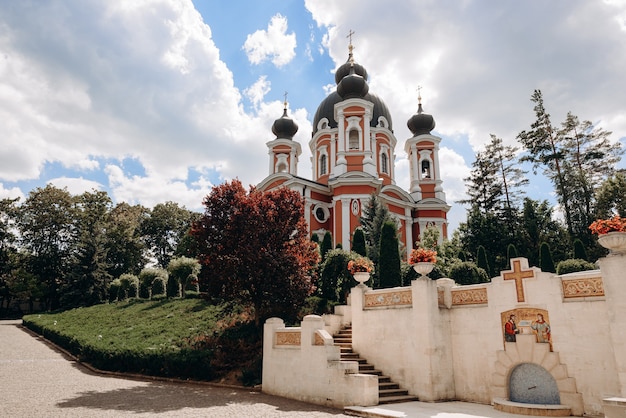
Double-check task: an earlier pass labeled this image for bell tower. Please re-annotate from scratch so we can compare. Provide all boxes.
[266,97,301,176]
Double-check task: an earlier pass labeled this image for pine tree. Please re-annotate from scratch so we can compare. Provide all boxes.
[359,194,395,267]
[572,239,587,261]
[507,244,518,261]
[378,221,401,288]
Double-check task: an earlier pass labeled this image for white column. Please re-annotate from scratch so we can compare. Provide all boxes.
[342,198,351,249]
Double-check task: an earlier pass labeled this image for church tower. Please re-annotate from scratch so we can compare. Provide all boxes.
[266,99,301,176]
[258,39,449,254]
[405,93,449,239]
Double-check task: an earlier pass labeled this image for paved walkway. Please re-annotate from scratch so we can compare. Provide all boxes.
[1,320,528,418]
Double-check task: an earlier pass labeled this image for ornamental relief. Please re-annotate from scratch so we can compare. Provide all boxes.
[364,289,412,308]
[561,277,604,298]
[437,289,445,307]
[275,331,301,346]
[451,287,488,306]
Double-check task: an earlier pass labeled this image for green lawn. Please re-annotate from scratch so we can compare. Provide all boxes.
[22,298,261,385]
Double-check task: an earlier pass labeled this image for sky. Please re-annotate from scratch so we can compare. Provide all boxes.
[1,1,625,232]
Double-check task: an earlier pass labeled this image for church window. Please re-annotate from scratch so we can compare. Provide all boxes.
[381,152,388,174]
[319,154,327,176]
[348,129,359,149]
[421,160,431,178]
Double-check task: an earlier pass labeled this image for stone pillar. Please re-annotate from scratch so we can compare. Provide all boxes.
[598,254,626,397]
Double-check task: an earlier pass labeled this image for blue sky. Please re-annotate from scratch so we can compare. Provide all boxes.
[1,1,625,232]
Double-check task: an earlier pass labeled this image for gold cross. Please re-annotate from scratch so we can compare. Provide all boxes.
[503,259,535,302]
[347,29,355,45]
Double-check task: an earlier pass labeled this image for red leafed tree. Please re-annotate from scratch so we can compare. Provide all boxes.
[191,180,319,328]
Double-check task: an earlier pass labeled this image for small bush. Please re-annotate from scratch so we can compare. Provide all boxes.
[449,261,489,285]
[556,259,597,275]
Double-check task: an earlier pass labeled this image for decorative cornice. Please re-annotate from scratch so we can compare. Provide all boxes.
[276,331,301,346]
[451,287,488,306]
[561,276,604,298]
[364,289,412,308]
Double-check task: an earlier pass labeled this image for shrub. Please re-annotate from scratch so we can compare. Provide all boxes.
[539,242,555,273]
[139,268,168,299]
[109,279,121,302]
[556,259,597,275]
[449,261,489,285]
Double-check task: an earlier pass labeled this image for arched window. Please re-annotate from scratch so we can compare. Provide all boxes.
[349,130,359,149]
[421,160,431,178]
[381,152,388,174]
[319,154,327,176]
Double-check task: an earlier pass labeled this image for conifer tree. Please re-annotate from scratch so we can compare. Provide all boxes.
[572,239,587,261]
[507,244,518,261]
[352,228,367,256]
[476,245,491,278]
[378,221,401,288]
[320,231,333,262]
[539,242,556,273]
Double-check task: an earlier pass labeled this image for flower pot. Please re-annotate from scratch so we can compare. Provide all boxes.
[412,262,434,278]
[353,272,370,285]
[598,231,626,255]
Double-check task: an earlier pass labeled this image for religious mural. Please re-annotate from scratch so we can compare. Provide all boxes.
[501,308,552,350]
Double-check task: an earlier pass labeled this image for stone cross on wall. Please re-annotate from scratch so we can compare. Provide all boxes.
[502,258,536,303]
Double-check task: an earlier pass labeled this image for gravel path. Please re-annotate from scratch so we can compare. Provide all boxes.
[0,320,349,418]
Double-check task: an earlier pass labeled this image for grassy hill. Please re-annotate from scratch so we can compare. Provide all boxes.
[22,297,262,386]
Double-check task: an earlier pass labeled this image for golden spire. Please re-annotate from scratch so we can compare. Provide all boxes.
[347,29,355,64]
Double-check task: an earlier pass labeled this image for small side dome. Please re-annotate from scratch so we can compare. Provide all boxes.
[337,65,369,99]
[272,107,298,139]
[407,103,436,136]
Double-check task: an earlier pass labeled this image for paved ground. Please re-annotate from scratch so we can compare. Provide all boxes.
[1,319,531,418]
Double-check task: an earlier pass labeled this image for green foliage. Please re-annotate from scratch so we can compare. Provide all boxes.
[335,243,342,249]
[320,231,333,262]
[539,242,556,273]
[22,299,260,383]
[556,259,597,275]
[449,261,489,285]
[378,221,401,288]
[352,228,367,256]
[400,261,418,285]
[507,244,518,260]
[118,273,139,299]
[311,234,320,244]
[359,194,395,270]
[139,268,168,299]
[167,256,201,298]
[476,245,490,278]
[595,171,626,218]
[572,239,587,261]
[318,249,354,302]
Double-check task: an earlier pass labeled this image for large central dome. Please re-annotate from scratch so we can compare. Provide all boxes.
[312,54,393,134]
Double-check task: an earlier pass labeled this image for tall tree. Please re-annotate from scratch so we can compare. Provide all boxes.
[16,185,76,310]
[595,171,626,218]
[106,203,148,277]
[378,221,401,288]
[141,201,198,268]
[320,231,333,262]
[518,198,568,267]
[60,190,113,309]
[192,180,318,328]
[359,194,395,272]
[518,89,622,240]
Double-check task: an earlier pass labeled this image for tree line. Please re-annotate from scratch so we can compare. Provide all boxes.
[0,185,198,313]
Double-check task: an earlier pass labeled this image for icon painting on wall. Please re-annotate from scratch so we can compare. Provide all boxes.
[501,308,552,350]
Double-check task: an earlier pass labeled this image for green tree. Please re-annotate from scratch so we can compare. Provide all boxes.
[572,239,587,261]
[352,228,367,256]
[539,242,555,273]
[518,90,622,241]
[192,180,318,328]
[595,171,626,218]
[106,203,148,278]
[16,185,76,310]
[378,221,401,288]
[518,198,568,267]
[476,245,490,278]
[141,202,198,268]
[60,190,113,309]
[320,231,333,262]
[318,249,354,302]
[167,256,201,298]
[360,194,395,268]
[449,261,489,285]
[507,244,518,261]
[139,268,168,299]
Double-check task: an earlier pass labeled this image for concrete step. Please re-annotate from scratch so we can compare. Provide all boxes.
[378,395,420,405]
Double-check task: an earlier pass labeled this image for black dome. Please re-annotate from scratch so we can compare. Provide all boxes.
[312,91,393,134]
[337,66,369,99]
[407,103,435,136]
[334,60,368,84]
[272,108,298,139]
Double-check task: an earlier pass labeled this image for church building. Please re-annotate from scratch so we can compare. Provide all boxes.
[257,43,450,257]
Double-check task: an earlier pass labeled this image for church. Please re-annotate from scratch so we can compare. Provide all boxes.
[257,42,450,255]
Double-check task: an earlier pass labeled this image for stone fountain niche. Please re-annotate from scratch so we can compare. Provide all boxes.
[492,333,584,416]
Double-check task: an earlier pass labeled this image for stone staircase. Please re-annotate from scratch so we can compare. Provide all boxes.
[333,325,419,405]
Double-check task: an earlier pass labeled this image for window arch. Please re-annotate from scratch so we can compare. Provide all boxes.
[319,154,327,176]
[421,160,431,179]
[381,152,388,174]
[348,130,359,149]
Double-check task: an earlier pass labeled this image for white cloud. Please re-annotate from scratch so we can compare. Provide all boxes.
[244,76,271,108]
[47,177,103,196]
[243,14,297,67]
[0,184,24,201]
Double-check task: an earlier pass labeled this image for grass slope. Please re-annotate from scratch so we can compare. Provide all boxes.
[22,298,261,385]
